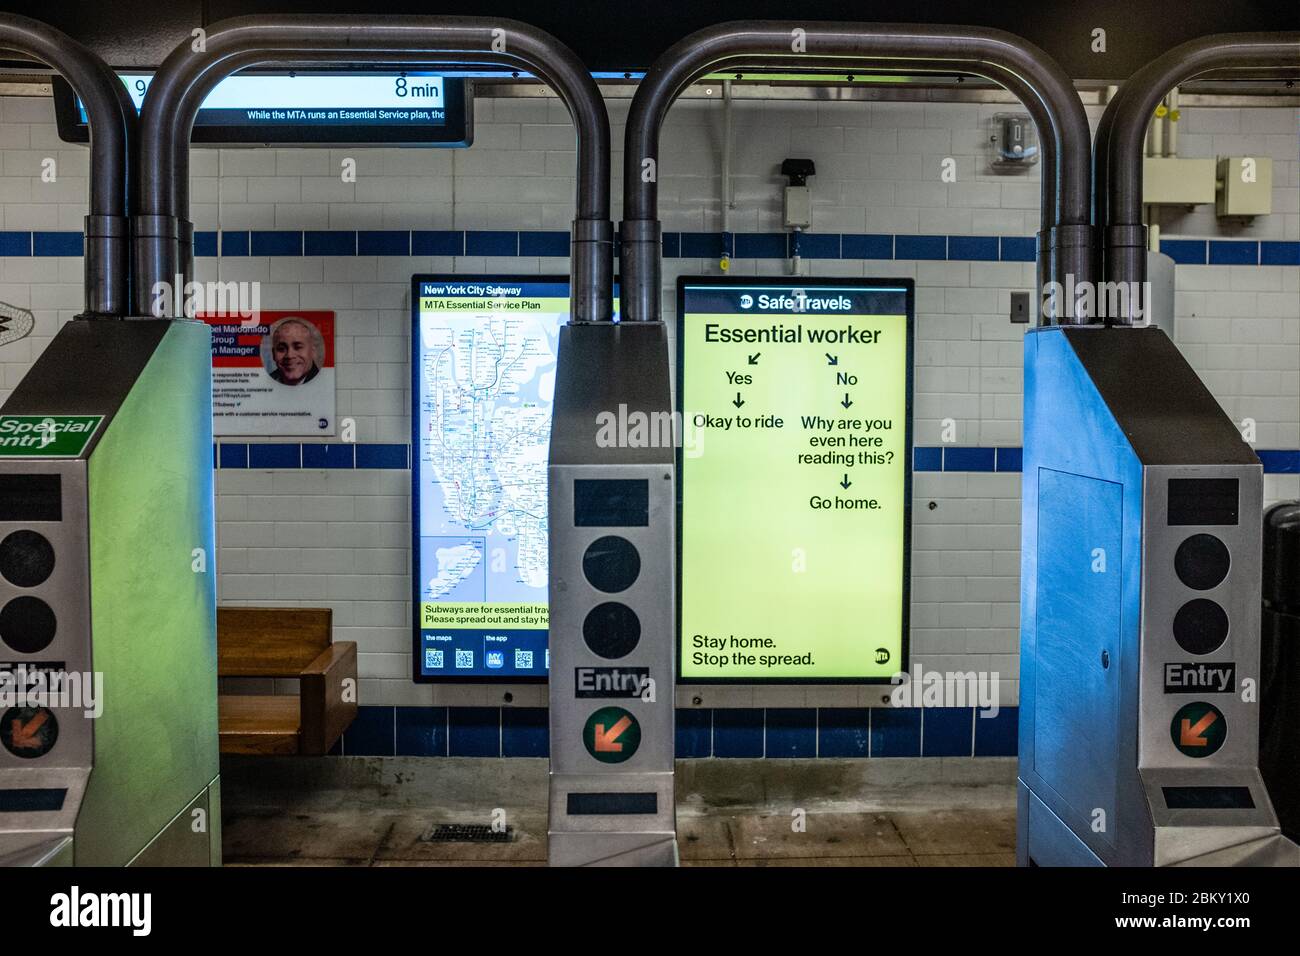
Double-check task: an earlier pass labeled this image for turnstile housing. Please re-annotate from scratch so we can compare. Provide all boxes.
[1018,325,1298,866]
[546,321,677,866]
[0,319,220,866]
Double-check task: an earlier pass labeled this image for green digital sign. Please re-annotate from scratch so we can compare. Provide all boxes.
[0,415,103,457]
[677,279,913,682]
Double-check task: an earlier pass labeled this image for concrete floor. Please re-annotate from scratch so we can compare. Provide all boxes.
[220,756,1017,867]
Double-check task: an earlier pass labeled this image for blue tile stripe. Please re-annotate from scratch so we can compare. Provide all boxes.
[344,705,1021,758]
[5,229,1290,265]
[219,443,1300,474]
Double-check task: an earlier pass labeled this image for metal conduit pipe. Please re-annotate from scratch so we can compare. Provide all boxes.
[0,14,136,317]
[1095,31,1300,323]
[621,22,1093,325]
[136,15,612,322]
[730,55,1058,303]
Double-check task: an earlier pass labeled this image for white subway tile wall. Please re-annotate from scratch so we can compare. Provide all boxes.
[1,92,1296,713]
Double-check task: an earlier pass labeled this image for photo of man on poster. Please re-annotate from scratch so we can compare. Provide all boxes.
[263,316,324,386]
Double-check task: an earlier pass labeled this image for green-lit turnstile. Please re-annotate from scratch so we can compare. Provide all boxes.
[0,319,220,866]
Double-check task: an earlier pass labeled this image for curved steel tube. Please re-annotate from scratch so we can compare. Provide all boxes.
[136,15,611,320]
[621,21,1093,324]
[0,13,136,316]
[1096,32,1300,322]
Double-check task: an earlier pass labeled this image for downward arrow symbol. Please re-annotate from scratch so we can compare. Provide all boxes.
[595,715,633,752]
[840,474,852,490]
[1180,710,1218,747]
[733,392,745,408]
[10,710,48,750]
[841,393,853,409]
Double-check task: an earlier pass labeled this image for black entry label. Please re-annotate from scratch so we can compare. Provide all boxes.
[1164,661,1236,694]
[574,666,651,698]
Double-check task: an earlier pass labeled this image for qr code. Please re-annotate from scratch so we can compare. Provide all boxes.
[454,649,474,669]
[424,649,444,669]
[514,650,534,670]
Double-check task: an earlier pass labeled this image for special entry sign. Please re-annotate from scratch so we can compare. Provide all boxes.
[677,278,914,682]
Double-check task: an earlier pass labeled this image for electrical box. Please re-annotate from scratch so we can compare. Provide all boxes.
[990,113,1039,170]
[1142,158,1217,205]
[1217,156,1273,217]
[783,186,812,229]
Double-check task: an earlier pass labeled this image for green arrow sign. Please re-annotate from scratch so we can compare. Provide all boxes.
[0,415,103,458]
[582,706,641,764]
[1170,701,1227,758]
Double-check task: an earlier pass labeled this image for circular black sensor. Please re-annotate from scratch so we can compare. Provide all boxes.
[1173,599,1230,656]
[0,597,57,654]
[1174,534,1231,591]
[582,536,641,594]
[583,602,641,659]
[0,530,55,588]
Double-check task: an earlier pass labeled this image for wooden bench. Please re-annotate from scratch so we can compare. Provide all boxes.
[216,607,358,756]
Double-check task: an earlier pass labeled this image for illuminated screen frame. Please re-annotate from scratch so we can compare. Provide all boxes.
[52,71,472,147]
[410,274,565,683]
[675,275,915,685]
[409,274,620,683]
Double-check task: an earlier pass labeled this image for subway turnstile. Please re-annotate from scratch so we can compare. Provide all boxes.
[0,319,220,866]
[1018,325,1299,867]
[547,322,677,866]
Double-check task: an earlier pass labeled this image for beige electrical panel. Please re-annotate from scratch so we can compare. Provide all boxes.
[1217,156,1273,217]
[1142,157,1218,205]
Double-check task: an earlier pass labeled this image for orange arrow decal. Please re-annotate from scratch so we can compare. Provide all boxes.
[1180,710,1218,747]
[594,715,633,752]
[11,711,48,750]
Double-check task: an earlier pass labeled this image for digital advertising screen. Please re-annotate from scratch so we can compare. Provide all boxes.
[411,275,618,681]
[677,277,914,683]
[54,71,472,146]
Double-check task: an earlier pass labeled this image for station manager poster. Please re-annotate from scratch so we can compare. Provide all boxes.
[201,311,336,436]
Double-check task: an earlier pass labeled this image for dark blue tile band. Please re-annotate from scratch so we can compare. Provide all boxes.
[305,230,357,256]
[1161,239,1207,265]
[412,230,464,256]
[519,231,569,257]
[948,235,998,261]
[301,443,356,469]
[194,231,219,257]
[3,230,1291,267]
[465,230,517,256]
[999,236,1036,262]
[765,708,817,758]
[33,232,83,256]
[0,231,31,256]
[895,234,946,260]
[221,231,250,256]
[841,233,893,259]
[251,230,303,256]
[358,230,409,256]
[1208,240,1259,266]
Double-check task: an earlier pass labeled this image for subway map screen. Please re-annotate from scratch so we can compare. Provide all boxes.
[411,276,617,680]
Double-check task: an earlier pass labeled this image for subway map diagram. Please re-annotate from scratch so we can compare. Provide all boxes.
[416,295,561,608]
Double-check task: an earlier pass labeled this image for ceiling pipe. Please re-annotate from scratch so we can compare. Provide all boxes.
[136,15,612,323]
[621,21,1093,326]
[1095,31,1300,324]
[0,14,136,318]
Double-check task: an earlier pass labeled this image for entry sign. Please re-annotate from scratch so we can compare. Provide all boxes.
[677,279,913,681]
[582,706,641,763]
[0,415,102,458]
